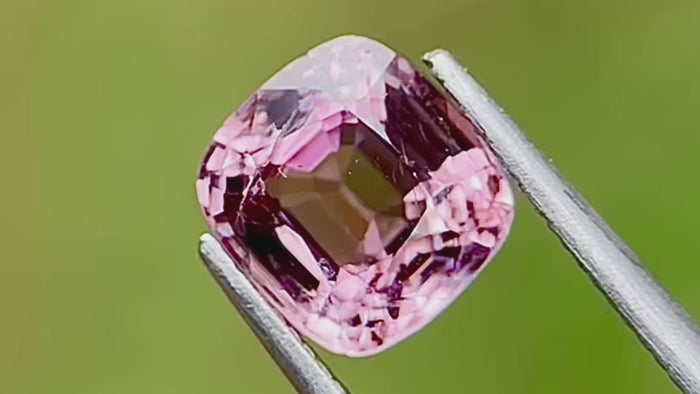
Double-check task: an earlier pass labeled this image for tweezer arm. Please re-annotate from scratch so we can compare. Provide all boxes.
[199,233,346,394]
[423,50,700,392]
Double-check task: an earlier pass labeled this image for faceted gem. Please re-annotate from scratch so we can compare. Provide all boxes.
[196,36,514,357]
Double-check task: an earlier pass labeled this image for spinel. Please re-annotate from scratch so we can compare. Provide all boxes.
[196,36,514,357]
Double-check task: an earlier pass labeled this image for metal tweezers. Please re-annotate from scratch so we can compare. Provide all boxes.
[198,49,700,393]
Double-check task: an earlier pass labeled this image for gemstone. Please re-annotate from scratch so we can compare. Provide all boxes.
[196,36,514,357]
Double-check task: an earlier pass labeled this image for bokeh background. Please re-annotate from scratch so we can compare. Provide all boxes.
[3,0,700,392]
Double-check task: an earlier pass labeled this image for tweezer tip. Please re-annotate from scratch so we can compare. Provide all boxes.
[421,48,451,64]
[199,232,215,245]
[198,233,219,269]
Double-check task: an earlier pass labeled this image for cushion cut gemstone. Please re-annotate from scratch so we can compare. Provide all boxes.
[196,36,515,357]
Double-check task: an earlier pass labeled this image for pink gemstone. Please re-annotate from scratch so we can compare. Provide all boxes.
[196,36,514,357]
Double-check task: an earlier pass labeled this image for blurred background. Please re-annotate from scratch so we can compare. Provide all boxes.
[2,0,700,392]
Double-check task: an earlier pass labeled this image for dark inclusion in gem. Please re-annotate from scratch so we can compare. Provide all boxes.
[196,35,514,357]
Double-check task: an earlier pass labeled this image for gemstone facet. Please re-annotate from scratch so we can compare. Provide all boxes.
[196,36,514,357]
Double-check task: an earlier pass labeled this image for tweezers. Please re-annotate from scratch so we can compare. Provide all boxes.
[198,49,700,393]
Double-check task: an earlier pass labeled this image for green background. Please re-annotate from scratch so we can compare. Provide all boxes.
[3,0,699,392]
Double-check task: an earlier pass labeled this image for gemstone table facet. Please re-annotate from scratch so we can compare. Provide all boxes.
[196,36,515,357]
